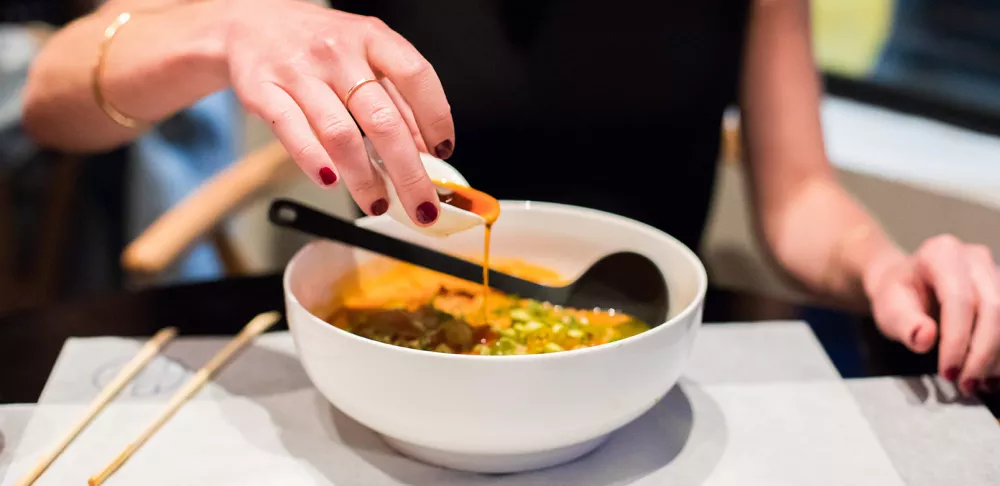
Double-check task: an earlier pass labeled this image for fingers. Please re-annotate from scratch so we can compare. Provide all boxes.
[916,235,977,381]
[284,76,390,216]
[233,14,449,225]
[246,81,340,189]
[871,278,938,354]
[337,67,439,226]
[958,246,1000,394]
[382,78,428,153]
[366,23,455,159]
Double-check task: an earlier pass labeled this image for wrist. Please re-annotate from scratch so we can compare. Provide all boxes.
[100,1,230,121]
[861,245,907,295]
[847,228,907,298]
[176,0,230,90]
[824,221,905,300]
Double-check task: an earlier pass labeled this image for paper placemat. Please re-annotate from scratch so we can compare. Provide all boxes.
[2,321,998,485]
[0,405,32,478]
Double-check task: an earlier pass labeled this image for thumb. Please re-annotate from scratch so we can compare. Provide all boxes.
[872,283,938,353]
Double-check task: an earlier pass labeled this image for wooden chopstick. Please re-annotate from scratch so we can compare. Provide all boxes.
[15,327,178,486]
[88,311,281,486]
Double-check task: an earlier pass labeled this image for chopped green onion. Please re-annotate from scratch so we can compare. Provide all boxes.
[495,337,517,351]
[522,321,543,333]
[543,342,564,353]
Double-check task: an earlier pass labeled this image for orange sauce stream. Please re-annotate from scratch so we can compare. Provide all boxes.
[435,181,501,322]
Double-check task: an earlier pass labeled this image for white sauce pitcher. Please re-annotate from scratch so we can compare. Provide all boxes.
[364,138,485,238]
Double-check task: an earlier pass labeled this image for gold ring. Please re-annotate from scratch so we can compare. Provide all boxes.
[344,77,378,106]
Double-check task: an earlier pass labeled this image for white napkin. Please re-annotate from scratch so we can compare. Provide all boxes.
[2,383,906,486]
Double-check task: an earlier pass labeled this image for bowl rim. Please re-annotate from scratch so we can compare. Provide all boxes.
[283,200,708,361]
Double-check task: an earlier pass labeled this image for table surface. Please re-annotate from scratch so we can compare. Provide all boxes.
[0,274,997,415]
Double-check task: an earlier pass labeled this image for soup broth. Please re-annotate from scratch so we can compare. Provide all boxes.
[324,259,651,355]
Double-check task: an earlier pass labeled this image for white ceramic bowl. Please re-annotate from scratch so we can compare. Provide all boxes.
[283,201,708,473]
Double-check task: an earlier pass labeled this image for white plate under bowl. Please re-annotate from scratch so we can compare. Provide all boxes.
[283,201,708,473]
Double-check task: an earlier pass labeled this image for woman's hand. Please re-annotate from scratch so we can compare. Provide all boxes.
[865,234,1000,395]
[222,0,454,225]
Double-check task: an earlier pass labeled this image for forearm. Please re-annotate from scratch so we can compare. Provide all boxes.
[23,0,228,153]
[740,0,904,303]
[760,176,905,302]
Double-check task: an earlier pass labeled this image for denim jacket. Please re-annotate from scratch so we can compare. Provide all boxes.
[874,0,1000,111]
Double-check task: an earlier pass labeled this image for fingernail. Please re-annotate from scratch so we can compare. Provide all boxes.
[416,201,438,224]
[961,379,980,395]
[943,367,960,381]
[319,167,337,186]
[434,140,454,159]
[986,378,1000,393]
[370,198,389,216]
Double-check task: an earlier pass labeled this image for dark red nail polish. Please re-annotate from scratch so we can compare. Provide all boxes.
[319,167,337,186]
[370,198,389,216]
[415,201,438,224]
[986,378,1000,393]
[943,367,960,381]
[962,379,980,395]
[434,140,454,159]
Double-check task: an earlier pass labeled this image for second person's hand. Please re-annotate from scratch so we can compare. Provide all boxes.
[865,235,1000,396]
[223,0,454,225]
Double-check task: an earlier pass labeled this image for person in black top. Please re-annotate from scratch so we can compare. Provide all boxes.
[22,0,1000,395]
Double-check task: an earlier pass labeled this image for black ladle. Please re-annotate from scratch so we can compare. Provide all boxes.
[269,199,669,324]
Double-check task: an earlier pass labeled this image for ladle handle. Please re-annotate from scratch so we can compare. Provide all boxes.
[268,199,543,294]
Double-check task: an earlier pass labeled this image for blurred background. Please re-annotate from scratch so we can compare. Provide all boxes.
[1,0,999,313]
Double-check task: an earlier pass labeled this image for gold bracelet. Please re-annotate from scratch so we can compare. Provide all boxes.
[92,12,148,129]
[822,223,874,294]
